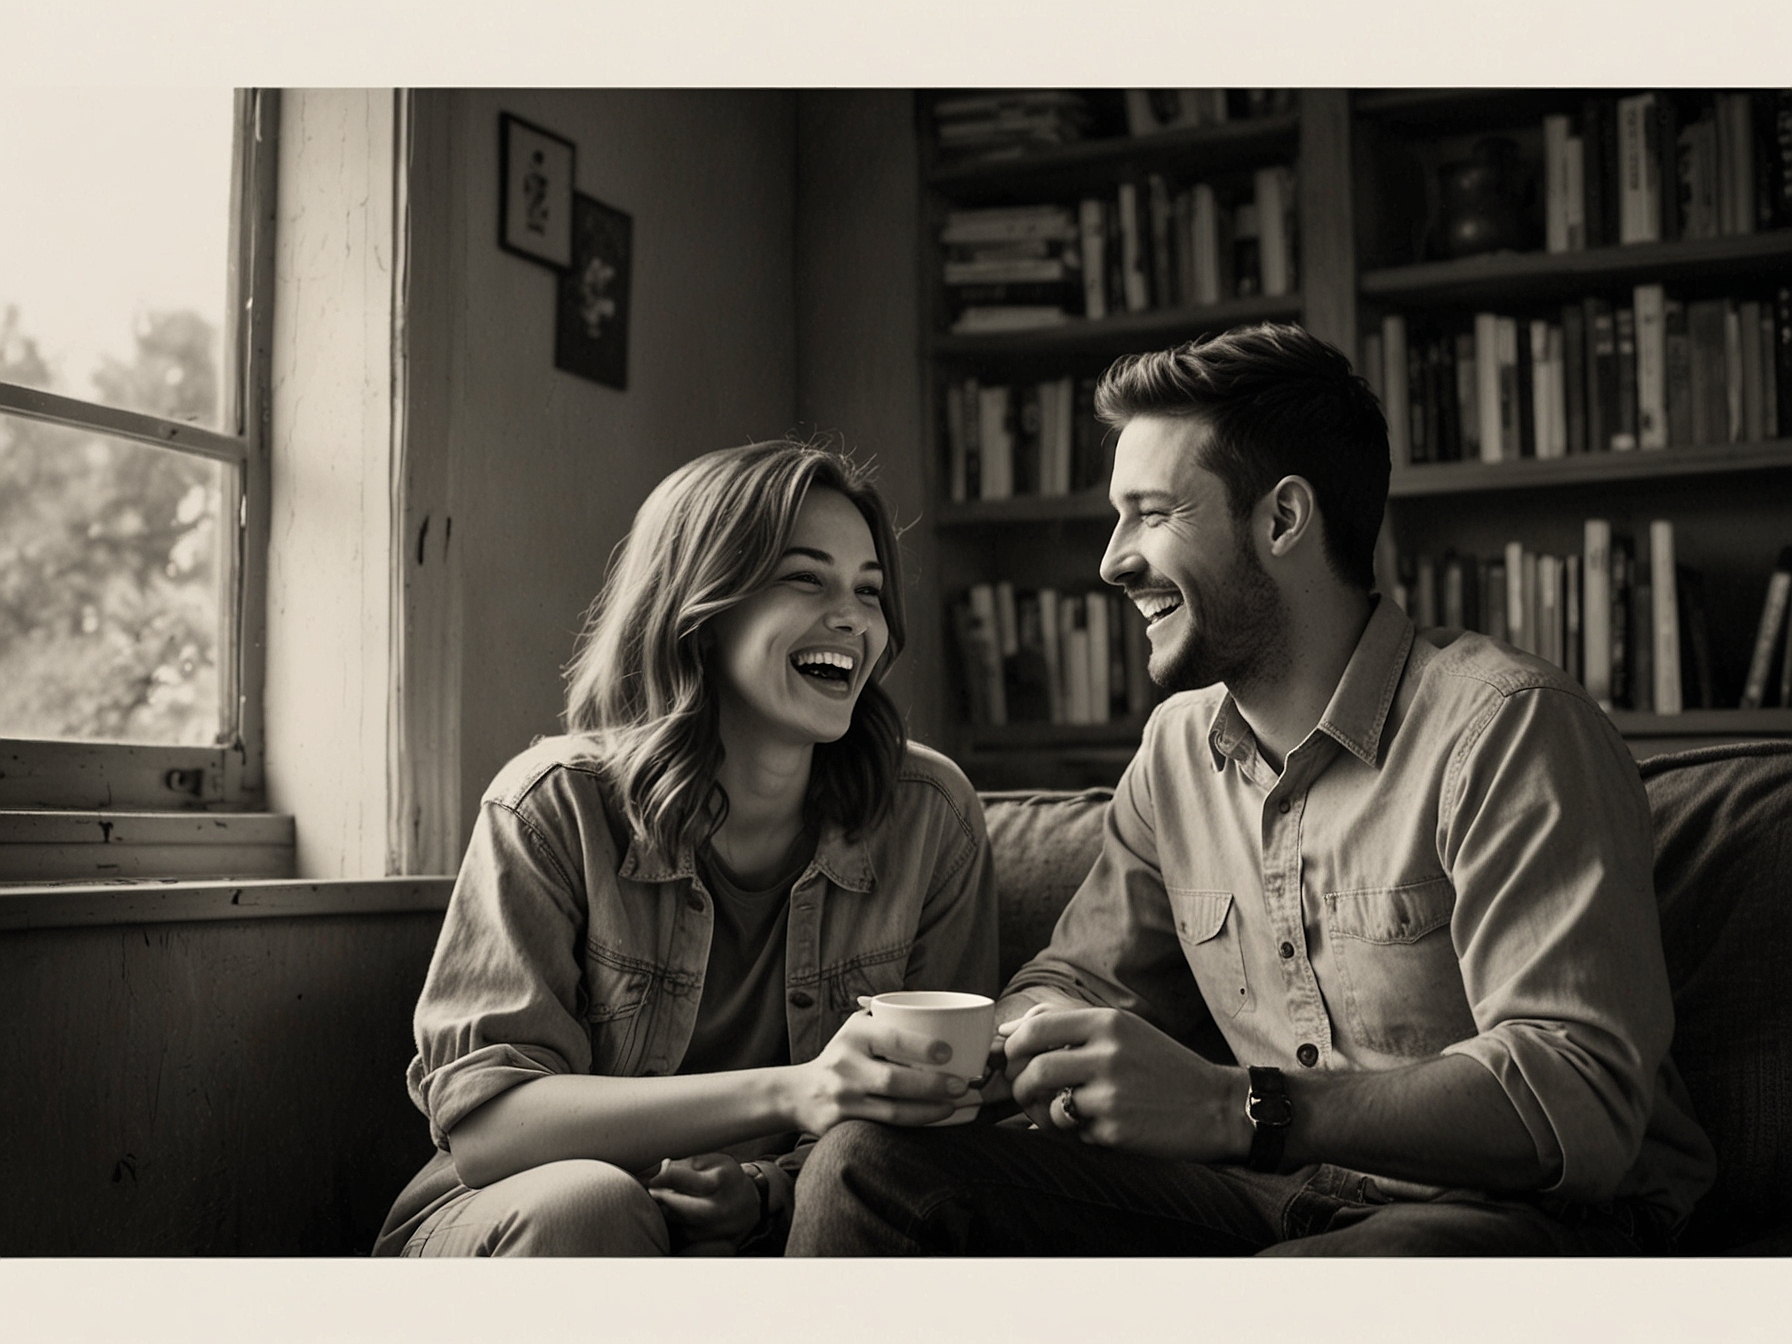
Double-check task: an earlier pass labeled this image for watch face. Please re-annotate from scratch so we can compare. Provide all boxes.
[1249,1093,1294,1128]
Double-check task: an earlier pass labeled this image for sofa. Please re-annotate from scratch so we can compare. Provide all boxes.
[981,739,1792,1255]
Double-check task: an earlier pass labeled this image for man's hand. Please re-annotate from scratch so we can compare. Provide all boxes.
[644,1152,760,1254]
[999,1005,1250,1162]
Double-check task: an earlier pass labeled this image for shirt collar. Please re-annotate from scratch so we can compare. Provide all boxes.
[618,816,877,893]
[1206,594,1413,772]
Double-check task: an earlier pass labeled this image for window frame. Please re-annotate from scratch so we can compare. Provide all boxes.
[0,88,278,814]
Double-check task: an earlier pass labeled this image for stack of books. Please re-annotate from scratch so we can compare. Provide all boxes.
[952,581,1155,728]
[940,204,1083,334]
[932,91,1094,166]
[1366,284,1791,465]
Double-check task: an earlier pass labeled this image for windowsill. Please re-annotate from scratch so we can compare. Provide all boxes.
[0,809,297,884]
[0,874,454,931]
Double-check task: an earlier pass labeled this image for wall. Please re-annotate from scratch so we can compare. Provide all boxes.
[406,90,802,850]
[792,90,942,750]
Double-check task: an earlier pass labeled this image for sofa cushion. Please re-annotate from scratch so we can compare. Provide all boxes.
[1640,741,1792,1254]
[981,789,1112,988]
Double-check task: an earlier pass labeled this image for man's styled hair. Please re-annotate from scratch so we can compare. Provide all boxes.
[563,439,908,857]
[1094,323,1390,590]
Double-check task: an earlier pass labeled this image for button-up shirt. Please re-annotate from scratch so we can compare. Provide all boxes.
[1009,597,1716,1221]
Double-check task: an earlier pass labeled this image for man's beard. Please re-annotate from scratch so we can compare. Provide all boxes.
[1143,530,1286,696]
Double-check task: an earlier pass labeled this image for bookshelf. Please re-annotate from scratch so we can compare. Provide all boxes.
[917,88,1792,790]
[1355,87,1792,752]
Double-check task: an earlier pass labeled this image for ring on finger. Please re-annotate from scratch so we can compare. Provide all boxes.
[1053,1085,1083,1131]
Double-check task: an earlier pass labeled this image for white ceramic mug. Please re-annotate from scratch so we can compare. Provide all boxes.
[865,990,996,1126]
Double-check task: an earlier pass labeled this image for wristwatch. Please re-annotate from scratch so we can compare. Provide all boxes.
[1244,1066,1293,1173]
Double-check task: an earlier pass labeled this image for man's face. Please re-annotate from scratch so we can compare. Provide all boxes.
[1098,414,1285,694]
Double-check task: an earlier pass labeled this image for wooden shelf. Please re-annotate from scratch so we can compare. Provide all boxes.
[1351,88,1615,130]
[1610,709,1792,737]
[931,293,1302,367]
[1360,232,1792,310]
[1390,440,1792,497]
[927,113,1300,206]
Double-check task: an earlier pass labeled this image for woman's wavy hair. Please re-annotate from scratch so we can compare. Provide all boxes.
[564,439,908,859]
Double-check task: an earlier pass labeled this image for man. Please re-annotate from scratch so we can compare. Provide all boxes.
[786,323,1715,1255]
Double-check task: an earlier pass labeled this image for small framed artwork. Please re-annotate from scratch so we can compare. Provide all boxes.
[499,112,575,269]
[554,192,633,390]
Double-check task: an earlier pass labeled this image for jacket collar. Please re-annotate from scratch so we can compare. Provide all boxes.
[617,817,877,893]
[1207,594,1413,772]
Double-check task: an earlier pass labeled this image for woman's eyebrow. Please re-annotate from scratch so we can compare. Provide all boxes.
[781,545,882,573]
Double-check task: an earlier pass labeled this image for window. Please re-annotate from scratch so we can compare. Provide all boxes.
[0,89,277,823]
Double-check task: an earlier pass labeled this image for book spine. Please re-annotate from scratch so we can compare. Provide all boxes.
[1580,96,1612,248]
[1516,320,1537,458]
[1485,559,1509,644]
[1475,313,1503,462]
[1123,600,1151,717]
[1256,166,1292,298]
[1634,283,1668,449]
[1505,540,1528,653]
[977,384,1013,500]
[1650,519,1682,714]
[1383,314,1411,465]
[1613,305,1639,450]
[1455,328,1480,459]
[1618,93,1661,244]
[1561,304,1586,454]
[1724,300,1744,443]
[1529,319,1552,458]
[944,379,967,503]
[1777,286,1792,443]
[961,376,982,500]
[1538,553,1562,668]
[1061,595,1090,725]
[1740,298,1765,443]
[1077,198,1108,321]
[1191,183,1220,306]
[1544,114,1572,252]
[1117,182,1149,313]
[1147,174,1174,310]
[966,583,1007,726]
[1665,298,1694,447]
[1741,551,1792,710]
[1610,535,1634,709]
[1583,519,1613,707]
[1497,317,1521,460]
[1565,553,1583,685]
[1409,332,1430,464]
[1760,304,1779,439]
[1037,587,1063,723]
[1586,298,1616,452]
[1085,590,1111,725]
[1564,133,1587,249]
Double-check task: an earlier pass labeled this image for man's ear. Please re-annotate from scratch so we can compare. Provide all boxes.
[1261,475,1318,558]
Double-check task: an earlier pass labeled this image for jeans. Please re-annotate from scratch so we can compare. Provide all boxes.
[784,1119,1674,1256]
[398,1159,673,1256]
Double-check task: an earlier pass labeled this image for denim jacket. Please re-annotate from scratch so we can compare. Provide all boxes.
[379,733,998,1251]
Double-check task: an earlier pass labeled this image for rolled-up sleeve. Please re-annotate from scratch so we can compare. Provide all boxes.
[406,796,596,1150]
[1438,686,1671,1202]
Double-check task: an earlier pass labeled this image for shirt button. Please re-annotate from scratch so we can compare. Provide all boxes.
[1296,1043,1319,1067]
[1279,941,1295,959]
[1278,799,1291,814]
[788,990,814,1009]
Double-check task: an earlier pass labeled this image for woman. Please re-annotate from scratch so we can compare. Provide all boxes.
[374,440,997,1256]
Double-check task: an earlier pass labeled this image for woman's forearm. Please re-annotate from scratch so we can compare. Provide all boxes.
[448,1068,799,1188]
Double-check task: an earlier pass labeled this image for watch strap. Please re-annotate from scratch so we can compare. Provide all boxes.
[1245,1065,1292,1173]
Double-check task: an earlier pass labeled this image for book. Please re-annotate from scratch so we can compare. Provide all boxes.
[1123,600,1152,717]
[1633,572,1655,714]
[1147,174,1174,309]
[1383,314,1411,465]
[1583,519,1613,708]
[1676,566,1714,710]
[1759,303,1779,439]
[1544,114,1574,252]
[941,205,1080,246]
[1618,93,1661,244]
[1565,553,1583,686]
[1538,553,1562,668]
[1408,332,1430,464]
[944,380,968,503]
[1116,182,1149,312]
[1716,92,1757,236]
[1664,298,1694,447]
[1656,93,1683,242]
[1037,588,1063,723]
[1528,320,1552,458]
[1613,305,1639,450]
[1610,534,1635,709]
[1515,319,1537,458]
[1474,312,1502,462]
[1581,96,1616,248]
[1085,590,1112,725]
[1505,540,1529,654]
[1650,519,1682,714]
[1454,328,1480,460]
[950,306,1070,333]
[1013,383,1043,495]
[1678,113,1720,240]
[960,376,982,499]
[1777,287,1792,442]
[1232,201,1261,297]
[1077,198,1108,321]
[1008,590,1053,723]
[1560,304,1586,455]
[977,384,1014,499]
[1724,300,1744,443]
[1061,595,1091,724]
[1485,559,1508,644]
[1585,297,1617,452]
[1742,546,1792,709]
[1255,165,1297,297]
[1634,284,1668,449]
[959,585,1007,726]
[1497,317,1521,460]
[1687,297,1729,446]
[1190,183,1222,306]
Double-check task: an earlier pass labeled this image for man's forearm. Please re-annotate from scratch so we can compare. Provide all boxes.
[1280,1052,1548,1192]
[994,984,1086,1027]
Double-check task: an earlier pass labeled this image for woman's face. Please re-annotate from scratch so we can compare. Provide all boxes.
[708,487,891,749]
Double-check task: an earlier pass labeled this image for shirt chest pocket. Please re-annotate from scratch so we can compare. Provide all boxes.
[581,941,653,1076]
[1167,889,1252,1018]
[1322,877,1476,1057]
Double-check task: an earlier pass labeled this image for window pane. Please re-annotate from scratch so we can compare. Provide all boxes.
[0,411,228,746]
[0,88,233,429]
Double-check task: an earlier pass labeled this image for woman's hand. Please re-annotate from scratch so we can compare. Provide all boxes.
[645,1153,760,1254]
[779,1008,968,1135]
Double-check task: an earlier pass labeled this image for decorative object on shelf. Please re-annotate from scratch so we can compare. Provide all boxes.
[554,193,632,390]
[1436,136,1532,260]
[499,112,575,269]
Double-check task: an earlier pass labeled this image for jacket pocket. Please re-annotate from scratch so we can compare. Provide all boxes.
[1167,889,1252,1018]
[1323,877,1475,1057]
[581,940,653,1075]
[820,945,910,1026]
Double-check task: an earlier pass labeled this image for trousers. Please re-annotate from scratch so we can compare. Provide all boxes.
[398,1159,673,1257]
[784,1119,1673,1256]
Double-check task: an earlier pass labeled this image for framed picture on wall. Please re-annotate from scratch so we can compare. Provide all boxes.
[554,192,633,390]
[499,112,575,269]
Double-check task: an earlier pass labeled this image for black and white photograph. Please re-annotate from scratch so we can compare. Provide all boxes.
[2,4,1787,1343]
